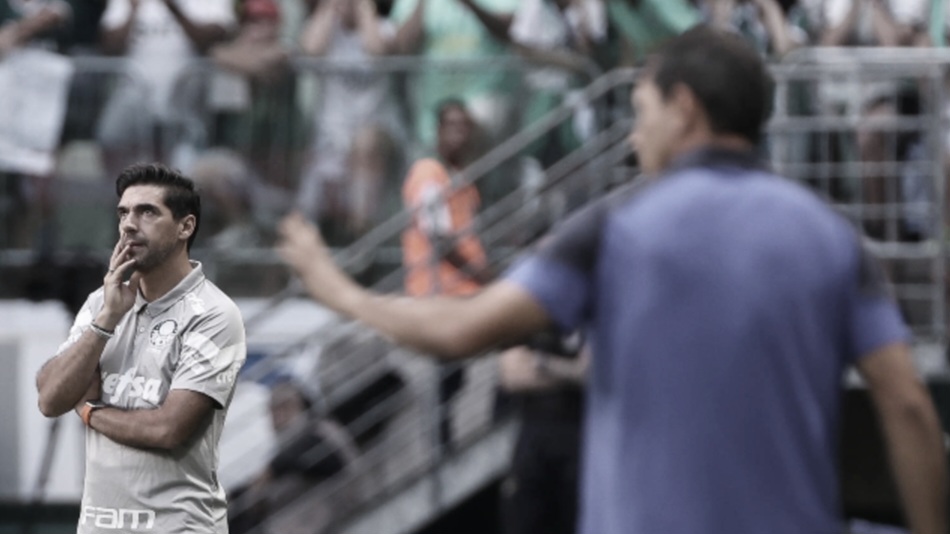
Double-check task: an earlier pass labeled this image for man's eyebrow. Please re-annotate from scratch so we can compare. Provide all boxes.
[117,202,162,213]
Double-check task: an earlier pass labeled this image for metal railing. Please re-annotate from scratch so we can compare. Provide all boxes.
[770,48,949,347]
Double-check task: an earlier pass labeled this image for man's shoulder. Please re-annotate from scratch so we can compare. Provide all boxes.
[187,279,243,323]
[527,180,655,267]
[604,175,658,207]
[660,164,818,206]
[661,165,858,247]
[178,281,246,348]
[575,175,663,227]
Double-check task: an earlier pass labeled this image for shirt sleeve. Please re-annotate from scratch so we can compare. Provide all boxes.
[503,198,608,332]
[171,303,247,409]
[846,240,911,361]
[56,289,103,355]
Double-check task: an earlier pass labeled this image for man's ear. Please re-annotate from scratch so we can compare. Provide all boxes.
[668,82,706,133]
[179,215,196,243]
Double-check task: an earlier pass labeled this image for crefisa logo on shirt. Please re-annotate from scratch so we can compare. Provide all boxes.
[150,320,178,347]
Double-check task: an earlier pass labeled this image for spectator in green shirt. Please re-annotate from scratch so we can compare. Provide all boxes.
[389,0,519,149]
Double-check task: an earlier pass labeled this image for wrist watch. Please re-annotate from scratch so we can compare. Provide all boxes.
[80,400,107,426]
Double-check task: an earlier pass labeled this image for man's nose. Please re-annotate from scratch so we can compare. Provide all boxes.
[120,215,139,233]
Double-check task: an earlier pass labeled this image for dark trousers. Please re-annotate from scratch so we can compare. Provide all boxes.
[501,410,582,534]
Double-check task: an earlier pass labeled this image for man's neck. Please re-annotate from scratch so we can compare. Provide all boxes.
[139,255,194,302]
[673,133,753,160]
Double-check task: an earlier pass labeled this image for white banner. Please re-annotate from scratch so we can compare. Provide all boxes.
[0,48,75,175]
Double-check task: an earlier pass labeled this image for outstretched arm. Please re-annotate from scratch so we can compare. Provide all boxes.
[857,343,948,534]
[276,212,550,358]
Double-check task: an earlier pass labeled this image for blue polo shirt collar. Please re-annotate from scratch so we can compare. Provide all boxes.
[666,145,767,175]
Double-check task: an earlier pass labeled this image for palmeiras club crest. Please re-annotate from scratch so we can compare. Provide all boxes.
[150,319,178,347]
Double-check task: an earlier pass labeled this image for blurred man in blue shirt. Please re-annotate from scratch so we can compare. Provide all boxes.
[277,26,947,534]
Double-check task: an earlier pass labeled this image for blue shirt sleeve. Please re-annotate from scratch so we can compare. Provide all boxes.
[847,242,911,361]
[503,198,608,332]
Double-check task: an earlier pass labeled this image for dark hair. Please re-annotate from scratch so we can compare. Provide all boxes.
[647,26,774,144]
[115,163,201,251]
[435,98,469,126]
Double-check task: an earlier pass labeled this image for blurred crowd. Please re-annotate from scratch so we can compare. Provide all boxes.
[0,0,949,307]
[0,0,945,259]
